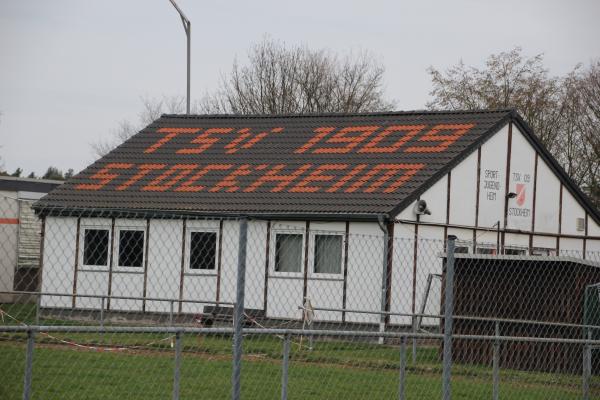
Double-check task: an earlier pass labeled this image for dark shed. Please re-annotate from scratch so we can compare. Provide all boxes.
[446,254,600,374]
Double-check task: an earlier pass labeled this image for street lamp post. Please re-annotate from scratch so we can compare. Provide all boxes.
[168,0,191,114]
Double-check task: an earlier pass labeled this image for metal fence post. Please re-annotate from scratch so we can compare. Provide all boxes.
[399,336,407,400]
[173,330,183,400]
[170,300,174,326]
[100,296,105,343]
[411,315,417,364]
[35,294,41,326]
[100,296,105,328]
[281,334,291,400]
[583,329,591,400]
[492,321,500,400]
[232,217,248,400]
[379,226,389,345]
[23,329,35,400]
[442,235,456,400]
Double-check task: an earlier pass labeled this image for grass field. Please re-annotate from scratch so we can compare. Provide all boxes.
[1,303,598,399]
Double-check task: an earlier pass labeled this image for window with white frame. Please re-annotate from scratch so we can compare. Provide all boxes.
[82,228,110,267]
[274,233,303,273]
[475,246,496,255]
[117,229,145,267]
[503,246,528,256]
[189,231,217,270]
[313,234,343,274]
[531,247,556,256]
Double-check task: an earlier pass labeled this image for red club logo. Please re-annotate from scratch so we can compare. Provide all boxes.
[516,183,526,206]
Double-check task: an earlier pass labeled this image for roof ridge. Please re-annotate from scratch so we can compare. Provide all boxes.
[160,108,515,120]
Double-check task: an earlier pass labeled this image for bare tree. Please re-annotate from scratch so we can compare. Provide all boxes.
[428,49,600,206]
[428,48,564,151]
[92,95,192,157]
[203,39,394,114]
[568,62,600,207]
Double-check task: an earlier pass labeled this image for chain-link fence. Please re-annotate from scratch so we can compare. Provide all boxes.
[1,200,600,399]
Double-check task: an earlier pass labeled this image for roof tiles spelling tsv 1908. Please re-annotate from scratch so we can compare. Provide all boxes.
[36,110,514,218]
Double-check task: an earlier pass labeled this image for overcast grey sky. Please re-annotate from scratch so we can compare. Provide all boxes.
[1,0,599,176]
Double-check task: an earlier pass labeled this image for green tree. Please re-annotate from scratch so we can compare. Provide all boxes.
[42,167,64,180]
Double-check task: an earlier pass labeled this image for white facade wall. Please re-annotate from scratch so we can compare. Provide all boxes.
[448,152,478,227]
[589,216,600,237]
[244,220,268,311]
[559,238,584,254]
[504,233,529,249]
[41,217,77,308]
[446,228,473,243]
[478,125,509,229]
[561,188,586,236]
[588,240,600,262]
[345,222,383,323]
[414,225,445,325]
[418,176,448,225]
[534,159,560,234]
[145,220,183,312]
[390,224,415,325]
[532,235,557,250]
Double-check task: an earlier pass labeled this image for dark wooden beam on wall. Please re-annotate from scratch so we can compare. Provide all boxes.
[215,219,224,303]
[302,221,311,301]
[444,172,451,247]
[37,216,46,296]
[341,221,350,323]
[106,218,116,310]
[411,217,419,314]
[474,147,482,252]
[502,122,513,252]
[263,220,271,313]
[583,212,588,260]
[557,184,563,253]
[529,153,539,254]
[384,221,395,326]
[178,220,187,313]
[142,219,150,312]
[72,218,81,309]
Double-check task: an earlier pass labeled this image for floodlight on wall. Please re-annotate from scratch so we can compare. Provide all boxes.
[168,0,191,114]
[414,199,432,216]
[507,192,517,199]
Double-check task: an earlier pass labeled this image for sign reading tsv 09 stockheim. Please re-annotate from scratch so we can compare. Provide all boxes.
[506,129,536,231]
